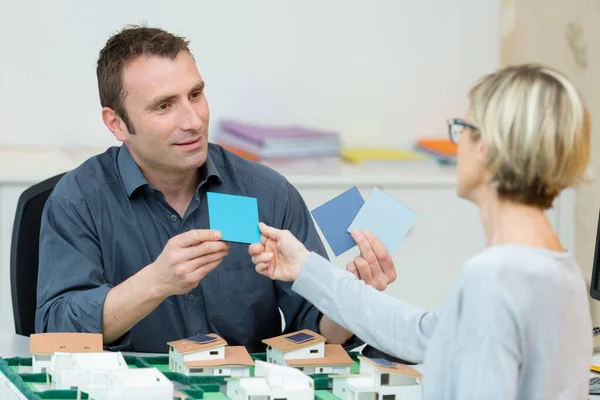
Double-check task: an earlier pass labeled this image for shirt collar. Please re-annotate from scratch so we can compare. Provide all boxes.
[117,144,222,198]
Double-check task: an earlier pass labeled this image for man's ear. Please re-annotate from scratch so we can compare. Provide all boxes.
[102,107,130,142]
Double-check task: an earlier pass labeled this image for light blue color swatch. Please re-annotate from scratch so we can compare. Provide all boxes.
[347,188,418,255]
[207,192,261,244]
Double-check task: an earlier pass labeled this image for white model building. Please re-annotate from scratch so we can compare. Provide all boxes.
[78,367,174,400]
[29,332,103,374]
[227,360,314,400]
[168,333,253,377]
[47,351,128,390]
[263,329,353,375]
[331,356,422,400]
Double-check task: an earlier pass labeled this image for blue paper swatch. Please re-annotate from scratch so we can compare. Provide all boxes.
[207,192,261,244]
[310,186,365,256]
[347,188,418,256]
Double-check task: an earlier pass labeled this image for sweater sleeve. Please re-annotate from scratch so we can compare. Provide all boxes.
[292,252,441,363]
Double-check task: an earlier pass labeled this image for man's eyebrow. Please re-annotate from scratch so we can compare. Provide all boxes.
[145,81,205,111]
[146,94,178,110]
[190,81,205,94]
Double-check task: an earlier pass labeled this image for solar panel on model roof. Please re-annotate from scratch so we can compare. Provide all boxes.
[366,357,397,368]
[285,332,315,344]
[185,334,217,344]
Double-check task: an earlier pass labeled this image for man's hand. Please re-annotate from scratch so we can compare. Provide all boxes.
[347,230,396,291]
[149,229,230,297]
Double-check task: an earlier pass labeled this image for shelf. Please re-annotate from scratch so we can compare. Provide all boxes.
[0,146,457,187]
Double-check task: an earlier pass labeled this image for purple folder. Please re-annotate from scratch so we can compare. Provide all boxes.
[220,119,339,145]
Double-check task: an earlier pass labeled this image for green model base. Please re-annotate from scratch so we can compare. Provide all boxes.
[0,351,362,400]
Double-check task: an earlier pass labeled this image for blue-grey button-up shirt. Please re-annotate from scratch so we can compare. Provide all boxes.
[36,143,336,353]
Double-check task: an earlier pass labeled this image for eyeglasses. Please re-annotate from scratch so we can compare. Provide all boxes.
[447,118,479,145]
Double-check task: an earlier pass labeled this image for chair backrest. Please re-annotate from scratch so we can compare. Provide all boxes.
[10,173,67,336]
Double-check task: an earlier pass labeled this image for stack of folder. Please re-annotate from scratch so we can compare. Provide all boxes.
[413,138,457,165]
[214,119,341,164]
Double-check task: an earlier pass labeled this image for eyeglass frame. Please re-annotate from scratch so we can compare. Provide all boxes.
[447,118,479,145]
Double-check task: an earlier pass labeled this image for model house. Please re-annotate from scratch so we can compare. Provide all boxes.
[47,351,128,390]
[263,329,353,375]
[29,332,103,374]
[331,356,422,400]
[227,360,314,400]
[167,333,253,377]
[77,367,174,400]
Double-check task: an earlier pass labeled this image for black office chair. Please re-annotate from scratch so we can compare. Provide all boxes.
[10,173,67,336]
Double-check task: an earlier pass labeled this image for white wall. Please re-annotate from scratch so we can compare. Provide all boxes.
[0,0,499,149]
[499,0,600,324]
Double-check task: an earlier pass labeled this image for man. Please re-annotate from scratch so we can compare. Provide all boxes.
[35,25,378,353]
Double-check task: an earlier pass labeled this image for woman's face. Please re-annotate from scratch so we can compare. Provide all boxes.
[455,118,488,203]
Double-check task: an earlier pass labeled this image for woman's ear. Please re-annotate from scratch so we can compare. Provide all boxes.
[475,136,488,165]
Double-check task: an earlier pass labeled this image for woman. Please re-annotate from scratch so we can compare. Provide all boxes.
[249,64,593,399]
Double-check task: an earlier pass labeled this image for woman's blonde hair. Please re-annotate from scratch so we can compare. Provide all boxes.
[468,64,591,209]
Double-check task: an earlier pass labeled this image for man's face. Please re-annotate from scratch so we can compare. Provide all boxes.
[120,51,209,173]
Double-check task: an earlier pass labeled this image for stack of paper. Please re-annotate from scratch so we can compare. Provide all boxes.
[414,138,457,165]
[214,119,341,162]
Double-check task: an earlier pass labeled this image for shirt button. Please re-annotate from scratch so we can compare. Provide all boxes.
[170,214,178,222]
[188,294,196,302]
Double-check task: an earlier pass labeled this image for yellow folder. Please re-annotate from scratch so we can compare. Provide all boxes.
[341,148,428,165]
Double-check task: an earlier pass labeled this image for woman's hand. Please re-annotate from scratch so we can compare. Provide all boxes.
[347,230,397,291]
[249,222,310,281]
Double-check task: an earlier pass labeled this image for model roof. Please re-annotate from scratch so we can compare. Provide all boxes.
[72,352,127,370]
[29,332,103,354]
[262,329,326,353]
[167,334,227,354]
[359,356,422,378]
[184,346,254,368]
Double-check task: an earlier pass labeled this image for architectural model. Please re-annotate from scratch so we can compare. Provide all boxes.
[77,367,174,400]
[227,360,314,400]
[47,351,128,390]
[29,332,103,374]
[21,331,422,400]
[331,356,422,400]
[263,329,353,375]
[168,333,253,377]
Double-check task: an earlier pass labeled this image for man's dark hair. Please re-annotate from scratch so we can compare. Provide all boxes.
[96,25,192,133]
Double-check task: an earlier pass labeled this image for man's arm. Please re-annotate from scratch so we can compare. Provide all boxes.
[102,230,228,344]
[36,195,162,348]
[274,182,355,345]
[37,195,228,347]
[36,195,130,347]
[101,267,166,345]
